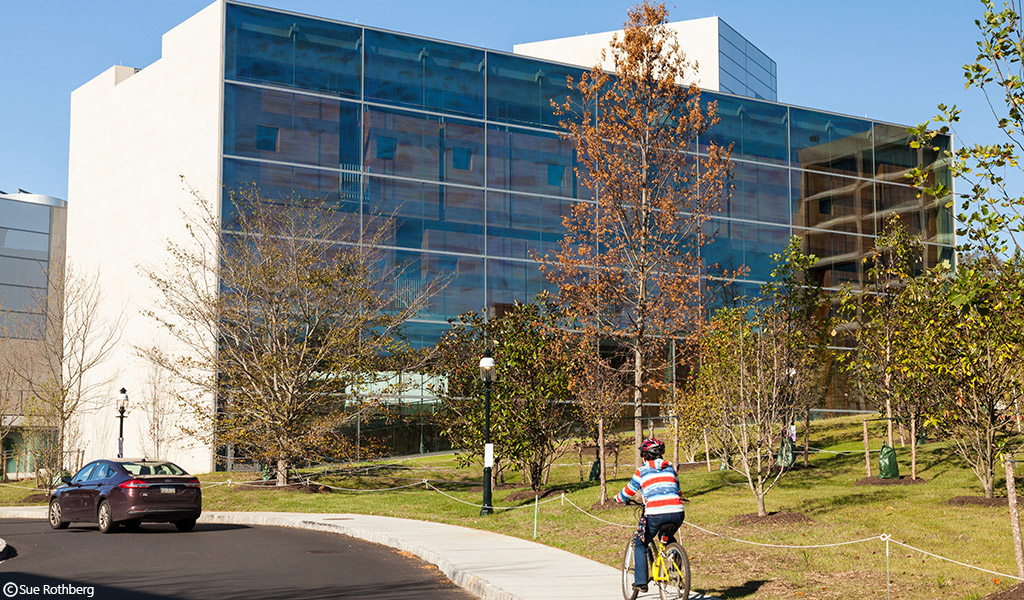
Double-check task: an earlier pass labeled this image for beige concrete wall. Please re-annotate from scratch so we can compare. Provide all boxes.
[67,0,224,474]
[513,17,721,90]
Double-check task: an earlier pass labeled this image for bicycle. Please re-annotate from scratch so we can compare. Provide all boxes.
[621,502,691,600]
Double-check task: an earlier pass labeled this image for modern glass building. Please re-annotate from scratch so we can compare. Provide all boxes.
[0,191,66,477]
[67,1,951,471]
[220,2,952,343]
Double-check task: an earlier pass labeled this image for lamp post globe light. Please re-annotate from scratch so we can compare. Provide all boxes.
[479,349,495,516]
[117,388,128,458]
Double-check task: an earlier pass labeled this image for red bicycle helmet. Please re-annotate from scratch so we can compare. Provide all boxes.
[639,438,665,460]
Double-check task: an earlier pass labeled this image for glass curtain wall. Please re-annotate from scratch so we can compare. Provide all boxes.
[220,3,953,410]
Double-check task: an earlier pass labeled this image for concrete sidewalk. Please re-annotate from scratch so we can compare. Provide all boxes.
[0,506,709,600]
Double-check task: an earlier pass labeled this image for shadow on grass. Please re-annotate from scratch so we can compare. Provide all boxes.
[704,579,769,599]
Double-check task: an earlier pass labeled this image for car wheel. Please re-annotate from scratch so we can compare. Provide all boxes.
[122,519,141,531]
[48,499,69,530]
[174,518,196,532]
[97,501,114,534]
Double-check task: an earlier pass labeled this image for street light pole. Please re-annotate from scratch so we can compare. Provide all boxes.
[479,350,495,516]
[117,388,128,458]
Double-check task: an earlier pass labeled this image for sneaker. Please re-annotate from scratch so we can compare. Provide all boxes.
[632,583,648,593]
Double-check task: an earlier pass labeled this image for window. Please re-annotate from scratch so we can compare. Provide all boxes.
[376,136,397,160]
[453,147,472,170]
[71,463,97,484]
[256,125,279,152]
[547,164,564,187]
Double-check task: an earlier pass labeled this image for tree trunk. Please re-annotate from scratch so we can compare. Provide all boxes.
[598,417,607,504]
[910,417,917,480]
[885,398,894,448]
[703,429,712,472]
[672,415,679,466]
[756,489,767,517]
[802,409,810,467]
[1005,456,1024,579]
[634,346,643,466]
[276,459,288,487]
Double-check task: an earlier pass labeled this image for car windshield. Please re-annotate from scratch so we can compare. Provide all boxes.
[121,462,186,476]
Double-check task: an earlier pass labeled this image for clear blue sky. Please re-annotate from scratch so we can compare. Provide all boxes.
[0,0,991,200]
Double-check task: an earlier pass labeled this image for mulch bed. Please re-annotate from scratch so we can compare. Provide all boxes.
[982,582,1024,600]
[502,488,567,503]
[731,511,813,526]
[854,476,927,486]
[21,493,48,504]
[947,496,1009,507]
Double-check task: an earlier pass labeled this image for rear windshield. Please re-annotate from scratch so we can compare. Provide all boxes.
[121,462,186,476]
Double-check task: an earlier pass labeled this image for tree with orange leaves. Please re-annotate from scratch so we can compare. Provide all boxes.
[541,1,732,464]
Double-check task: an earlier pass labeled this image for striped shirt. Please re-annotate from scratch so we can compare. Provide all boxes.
[614,458,684,515]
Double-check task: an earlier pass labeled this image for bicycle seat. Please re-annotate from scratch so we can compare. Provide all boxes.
[655,523,679,543]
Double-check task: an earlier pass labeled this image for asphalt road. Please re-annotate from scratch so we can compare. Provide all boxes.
[0,518,478,599]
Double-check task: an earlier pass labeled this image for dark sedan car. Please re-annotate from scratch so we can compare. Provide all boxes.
[48,459,202,533]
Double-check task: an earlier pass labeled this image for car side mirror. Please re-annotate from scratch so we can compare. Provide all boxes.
[60,476,72,485]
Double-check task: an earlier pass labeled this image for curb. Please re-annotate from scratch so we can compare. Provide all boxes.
[201,513,516,600]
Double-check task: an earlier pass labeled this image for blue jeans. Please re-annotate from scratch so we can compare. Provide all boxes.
[634,511,684,586]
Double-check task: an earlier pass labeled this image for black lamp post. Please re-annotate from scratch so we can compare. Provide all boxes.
[117,388,128,458]
[479,349,495,516]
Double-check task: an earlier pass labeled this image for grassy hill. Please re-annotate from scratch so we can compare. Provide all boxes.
[2,415,1019,599]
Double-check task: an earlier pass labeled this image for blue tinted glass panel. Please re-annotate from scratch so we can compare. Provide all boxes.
[487,52,583,129]
[791,170,874,236]
[795,227,869,289]
[363,107,485,187]
[0,256,47,289]
[0,199,49,233]
[720,162,789,224]
[221,159,360,234]
[875,182,946,244]
[0,311,45,340]
[224,84,359,169]
[364,29,484,118]
[383,250,483,320]
[402,320,453,348]
[487,124,589,199]
[225,4,361,98]
[702,219,789,282]
[0,229,49,261]
[363,176,484,254]
[486,259,554,309]
[704,279,762,313]
[486,192,577,260]
[0,283,43,313]
[790,108,872,178]
[874,123,951,191]
[702,93,787,164]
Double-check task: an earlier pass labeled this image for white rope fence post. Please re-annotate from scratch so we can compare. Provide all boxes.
[883,533,891,600]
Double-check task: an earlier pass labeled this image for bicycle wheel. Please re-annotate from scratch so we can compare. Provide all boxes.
[621,534,639,600]
[658,542,691,600]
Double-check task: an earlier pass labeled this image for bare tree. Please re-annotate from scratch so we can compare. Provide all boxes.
[8,259,123,487]
[144,185,443,486]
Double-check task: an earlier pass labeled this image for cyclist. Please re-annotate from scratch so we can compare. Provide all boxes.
[615,437,685,594]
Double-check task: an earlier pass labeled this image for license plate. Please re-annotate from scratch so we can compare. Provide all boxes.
[160,487,176,494]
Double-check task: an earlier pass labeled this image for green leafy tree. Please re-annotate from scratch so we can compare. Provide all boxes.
[841,214,923,448]
[909,0,1024,261]
[434,294,578,491]
[912,256,1024,496]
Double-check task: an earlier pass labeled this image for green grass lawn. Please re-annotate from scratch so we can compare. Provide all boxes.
[1,416,1018,600]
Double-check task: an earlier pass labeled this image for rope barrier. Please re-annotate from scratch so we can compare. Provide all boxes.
[681,520,882,550]
[305,478,429,493]
[888,538,1024,582]
[424,481,564,511]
